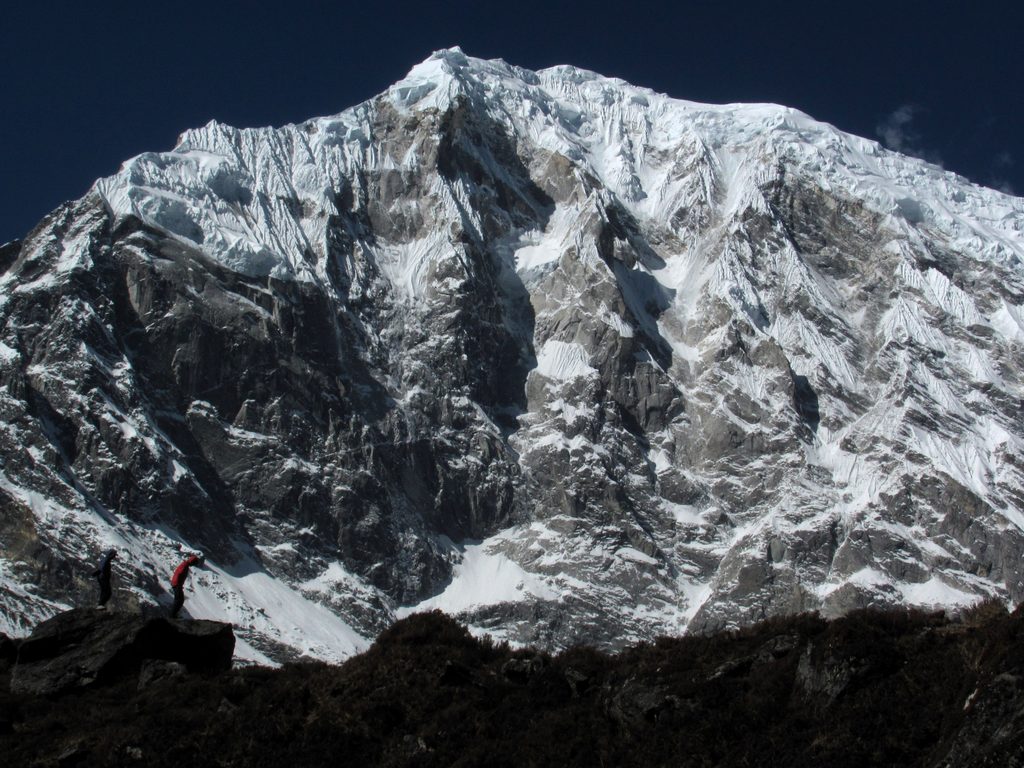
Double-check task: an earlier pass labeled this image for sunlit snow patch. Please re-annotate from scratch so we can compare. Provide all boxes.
[0,557,71,636]
[397,540,558,617]
[990,300,1024,343]
[534,340,597,382]
[898,576,982,608]
[184,557,369,665]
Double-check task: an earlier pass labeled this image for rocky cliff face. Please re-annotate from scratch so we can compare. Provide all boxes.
[1,48,1023,661]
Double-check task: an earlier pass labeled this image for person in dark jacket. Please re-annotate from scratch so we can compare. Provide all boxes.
[92,549,117,608]
[169,553,204,618]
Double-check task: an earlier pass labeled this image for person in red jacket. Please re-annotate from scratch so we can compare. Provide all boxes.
[169,553,205,618]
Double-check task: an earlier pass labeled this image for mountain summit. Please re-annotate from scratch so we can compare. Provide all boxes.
[2,50,1023,661]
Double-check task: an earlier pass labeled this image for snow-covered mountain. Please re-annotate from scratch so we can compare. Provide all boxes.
[2,48,1023,663]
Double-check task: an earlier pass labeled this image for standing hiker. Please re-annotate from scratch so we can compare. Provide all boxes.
[92,549,117,608]
[169,553,205,619]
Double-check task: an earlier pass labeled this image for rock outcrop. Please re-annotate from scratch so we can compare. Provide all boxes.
[9,609,234,695]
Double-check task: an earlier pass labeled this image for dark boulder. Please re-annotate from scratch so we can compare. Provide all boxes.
[501,654,545,683]
[604,675,681,728]
[135,617,236,672]
[0,632,18,670]
[10,608,234,695]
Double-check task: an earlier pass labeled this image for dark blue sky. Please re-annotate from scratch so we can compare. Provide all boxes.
[3,0,1021,244]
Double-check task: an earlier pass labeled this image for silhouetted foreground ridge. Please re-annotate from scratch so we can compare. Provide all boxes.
[7,608,235,696]
[2,604,1023,766]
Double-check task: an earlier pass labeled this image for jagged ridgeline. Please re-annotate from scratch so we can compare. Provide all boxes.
[1,48,1023,662]
[4,605,1024,766]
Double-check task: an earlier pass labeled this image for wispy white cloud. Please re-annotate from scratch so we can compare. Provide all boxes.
[877,105,918,152]
[991,151,1015,195]
[876,104,943,166]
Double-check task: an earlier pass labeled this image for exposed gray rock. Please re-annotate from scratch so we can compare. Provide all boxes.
[501,654,545,682]
[604,675,682,727]
[1,50,1023,660]
[137,659,186,690]
[937,672,1024,767]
